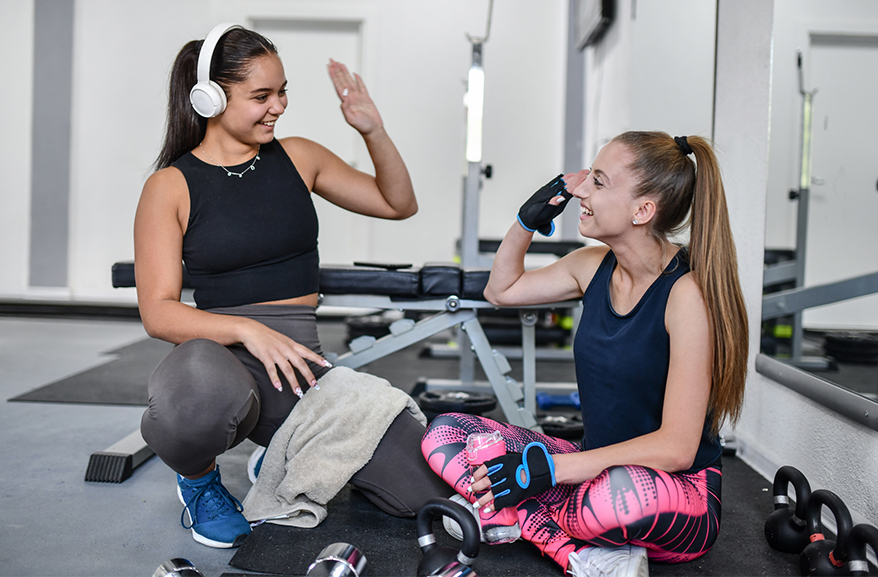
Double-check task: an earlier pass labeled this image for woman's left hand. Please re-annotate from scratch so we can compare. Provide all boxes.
[328,59,383,136]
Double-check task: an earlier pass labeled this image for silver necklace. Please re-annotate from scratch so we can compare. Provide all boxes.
[199,144,261,177]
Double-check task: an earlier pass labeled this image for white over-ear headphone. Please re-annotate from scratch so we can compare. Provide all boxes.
[190,23,242,118]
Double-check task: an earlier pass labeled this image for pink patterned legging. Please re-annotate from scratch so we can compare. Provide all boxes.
[421,413,722,573]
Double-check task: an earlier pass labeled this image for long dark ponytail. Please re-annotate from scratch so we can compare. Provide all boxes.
[154,28,278,170]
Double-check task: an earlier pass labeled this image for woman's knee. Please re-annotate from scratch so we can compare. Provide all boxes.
[425,412,469,432]
[149,338,258,402]
[141,338,260,474]
[421,412,480,453]
[352,412,452,517]
[603,464,635,486]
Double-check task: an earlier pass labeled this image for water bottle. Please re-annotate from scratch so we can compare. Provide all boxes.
[465,431,521,544]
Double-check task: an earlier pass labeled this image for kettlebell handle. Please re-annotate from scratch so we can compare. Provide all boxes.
[848,523,878,576]
[417,498,481,564]
[805,489,854,568]
[764,466,814,554]
[772,465,811,521]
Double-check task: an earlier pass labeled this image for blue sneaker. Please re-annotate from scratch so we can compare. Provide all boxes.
[247,446,266,484]
[176,466,251,548]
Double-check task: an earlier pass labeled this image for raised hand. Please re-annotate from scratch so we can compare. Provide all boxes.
[517,175,573,237]
[327,59,383,136]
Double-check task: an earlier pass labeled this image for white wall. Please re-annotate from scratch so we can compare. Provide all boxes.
[0,0,566,303]
[740,373,878,526]
[0,0,34,296]
[582,0,716,168]
[69,0,210,303]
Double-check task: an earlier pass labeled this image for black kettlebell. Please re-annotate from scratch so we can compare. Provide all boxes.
[798,489,853,576]
[765,465,813,554]
[417,498,480,577]
[847,523,878,576]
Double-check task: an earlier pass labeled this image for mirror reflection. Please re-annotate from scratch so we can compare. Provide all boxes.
[761,1,878,405]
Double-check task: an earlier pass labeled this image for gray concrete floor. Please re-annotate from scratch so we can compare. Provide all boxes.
[0,316,258,577]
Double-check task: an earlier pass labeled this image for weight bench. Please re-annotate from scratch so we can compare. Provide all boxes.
[88,261,579,482]
[316,263,579,427]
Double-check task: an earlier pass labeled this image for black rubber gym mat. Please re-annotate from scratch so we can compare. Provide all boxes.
[225,456,800,577]
[228,483,556,576]
[7,336,172,405]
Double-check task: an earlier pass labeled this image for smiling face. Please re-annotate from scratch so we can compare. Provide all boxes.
[571,140,641,242]
[218,53,289,145]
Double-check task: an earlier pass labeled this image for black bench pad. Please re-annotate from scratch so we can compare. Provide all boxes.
[319,264,420,297]
[111,261,491,301]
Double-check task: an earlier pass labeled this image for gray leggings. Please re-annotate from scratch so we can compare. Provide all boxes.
[140,304,451,517]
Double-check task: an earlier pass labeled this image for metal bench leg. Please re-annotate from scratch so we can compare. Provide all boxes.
[461,316,540,430]
[334,307,541,430]
[520,310,538,418]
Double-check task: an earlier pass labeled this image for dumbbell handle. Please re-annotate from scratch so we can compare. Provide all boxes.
[153,559,204,577]
[306,543,367,577]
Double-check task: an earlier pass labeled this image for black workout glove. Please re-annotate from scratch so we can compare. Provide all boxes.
[517,174,572,237]
[485,442,557,510]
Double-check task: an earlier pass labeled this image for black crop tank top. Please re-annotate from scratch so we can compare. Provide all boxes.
[174,138,320,309]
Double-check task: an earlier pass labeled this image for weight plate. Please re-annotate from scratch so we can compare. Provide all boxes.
[417,390,498,414]
[824,331,878,364]
[538,413,583,440]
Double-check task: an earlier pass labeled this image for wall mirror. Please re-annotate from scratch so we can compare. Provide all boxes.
[759,1,878,431]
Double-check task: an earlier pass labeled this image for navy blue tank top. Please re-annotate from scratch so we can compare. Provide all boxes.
[175,139,320,309]
[573,248,721,472]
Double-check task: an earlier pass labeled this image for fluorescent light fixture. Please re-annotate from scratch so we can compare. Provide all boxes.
[465,64,485,163]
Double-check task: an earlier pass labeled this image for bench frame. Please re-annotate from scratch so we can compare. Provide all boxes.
[89,262,579,482]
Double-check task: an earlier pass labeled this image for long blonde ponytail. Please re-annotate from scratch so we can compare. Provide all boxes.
[687,136,748,435]
[612,132,749,435]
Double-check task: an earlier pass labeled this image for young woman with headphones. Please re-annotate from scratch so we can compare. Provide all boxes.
[422,132,749,576]
[135,24,450,549]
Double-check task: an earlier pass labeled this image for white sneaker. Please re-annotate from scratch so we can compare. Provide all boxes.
[567,545,649,577]
[443,493,484,542]
[247,446,266,484]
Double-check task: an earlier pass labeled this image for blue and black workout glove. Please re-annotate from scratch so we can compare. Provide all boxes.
[516,175,572,237]
[485,442,557,510]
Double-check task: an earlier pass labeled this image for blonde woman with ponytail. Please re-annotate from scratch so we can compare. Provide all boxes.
[421,132,747,576]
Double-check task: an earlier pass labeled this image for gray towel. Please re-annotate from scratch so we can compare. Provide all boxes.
[242,366,426,527]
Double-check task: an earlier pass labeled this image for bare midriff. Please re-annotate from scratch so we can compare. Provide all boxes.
[255,292,319,307]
